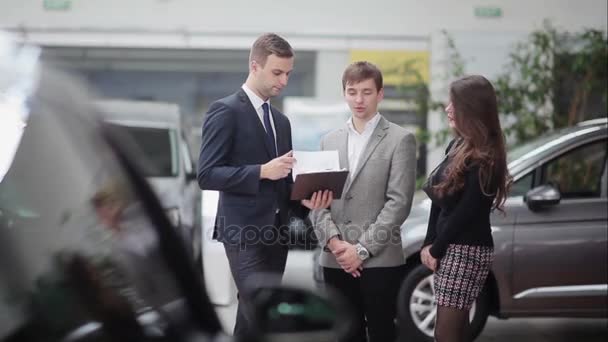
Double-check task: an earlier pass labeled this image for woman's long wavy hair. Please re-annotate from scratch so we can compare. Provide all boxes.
[433,75,512,212]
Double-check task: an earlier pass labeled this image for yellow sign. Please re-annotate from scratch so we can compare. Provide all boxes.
[350,50,430,86]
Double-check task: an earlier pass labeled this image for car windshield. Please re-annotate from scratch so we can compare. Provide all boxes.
[108,124,179,177]
[290,116,349,151]
[284,100,350,151]
[507,125,597,163]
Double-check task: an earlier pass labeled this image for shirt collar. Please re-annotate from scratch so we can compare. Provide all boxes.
[242,84,269,110]
[346,113,381,134]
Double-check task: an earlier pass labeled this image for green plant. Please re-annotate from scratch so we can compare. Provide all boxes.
[387,31,466,189]
[390,30,466,147]
[494,20,607,143]
[395,23,607,152]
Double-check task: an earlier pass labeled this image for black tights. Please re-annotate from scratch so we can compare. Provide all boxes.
[434,305,471,342]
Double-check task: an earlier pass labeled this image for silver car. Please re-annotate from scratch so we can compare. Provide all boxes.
[398,118,608,341]
[96,100,202,263]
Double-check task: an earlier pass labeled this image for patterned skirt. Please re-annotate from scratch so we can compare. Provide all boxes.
[434,244,494,310]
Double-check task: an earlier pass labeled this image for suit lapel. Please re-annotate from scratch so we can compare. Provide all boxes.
[346,116,389,189]
[237,89,275,159]
[335,128,355,194]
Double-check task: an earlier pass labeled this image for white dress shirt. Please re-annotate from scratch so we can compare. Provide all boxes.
[346,113,381,178]
[241,84,277,146]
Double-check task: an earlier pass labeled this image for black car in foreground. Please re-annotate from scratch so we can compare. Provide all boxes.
[0,34,354,342]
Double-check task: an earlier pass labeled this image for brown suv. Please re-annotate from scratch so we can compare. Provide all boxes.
[398,118,608,341]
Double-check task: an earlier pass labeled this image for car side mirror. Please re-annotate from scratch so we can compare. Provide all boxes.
[524,184,561,211]
[246,281,355,341]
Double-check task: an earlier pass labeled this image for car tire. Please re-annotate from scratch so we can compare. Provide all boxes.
[397,263,489,342]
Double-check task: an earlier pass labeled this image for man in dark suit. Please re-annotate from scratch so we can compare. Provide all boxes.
[197,33,330,336]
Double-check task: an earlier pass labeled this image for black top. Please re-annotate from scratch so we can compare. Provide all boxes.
[422,139,495,258]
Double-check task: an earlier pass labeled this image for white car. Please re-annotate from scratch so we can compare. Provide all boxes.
[96,100,202,261]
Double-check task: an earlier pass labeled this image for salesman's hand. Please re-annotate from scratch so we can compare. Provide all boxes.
[260,151,295,180]
[421,245,438,272]
[301,190,333,210]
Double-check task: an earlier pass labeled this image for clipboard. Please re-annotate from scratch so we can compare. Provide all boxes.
[290,170,349,200]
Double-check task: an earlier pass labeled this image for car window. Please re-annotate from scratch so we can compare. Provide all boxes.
[508,130,567,163]
[108,124,179,177]
[510,172,534,197]
[541,139,608,198]
[286,111,350,151]
[507,125,604,164]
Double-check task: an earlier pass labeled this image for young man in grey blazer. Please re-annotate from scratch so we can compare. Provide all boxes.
[311,61,417,342]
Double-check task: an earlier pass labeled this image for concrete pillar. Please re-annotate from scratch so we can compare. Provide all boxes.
[427,31,451,176]
[314,50,350,101]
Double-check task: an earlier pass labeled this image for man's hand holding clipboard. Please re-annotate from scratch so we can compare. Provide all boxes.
[291,150,349,208]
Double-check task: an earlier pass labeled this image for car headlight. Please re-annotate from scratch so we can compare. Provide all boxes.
[165,207,181,227]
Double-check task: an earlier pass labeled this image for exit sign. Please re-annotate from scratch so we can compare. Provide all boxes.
[475,6,502,18]
[44,0,71,11]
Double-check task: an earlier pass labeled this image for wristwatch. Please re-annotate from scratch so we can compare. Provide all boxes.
[355,243,370,261]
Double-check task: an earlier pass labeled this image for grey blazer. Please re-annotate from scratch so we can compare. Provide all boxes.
[311,116,417,268]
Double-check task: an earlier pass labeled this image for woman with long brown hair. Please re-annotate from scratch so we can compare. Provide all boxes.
[420,75,511,342]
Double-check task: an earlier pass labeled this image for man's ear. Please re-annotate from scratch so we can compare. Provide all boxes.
[250,60,258,73]
[378,87,385,101]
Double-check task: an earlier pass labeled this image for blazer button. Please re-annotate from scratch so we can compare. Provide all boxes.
[345,194,353,200]
[344,220,352,224]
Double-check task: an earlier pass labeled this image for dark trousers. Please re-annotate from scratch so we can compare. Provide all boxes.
[324,265,406,342]
[223,225,288,337]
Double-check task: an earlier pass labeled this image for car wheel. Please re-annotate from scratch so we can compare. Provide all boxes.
[397,263,489,341]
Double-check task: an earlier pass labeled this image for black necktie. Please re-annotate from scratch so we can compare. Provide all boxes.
[262,103,277,158]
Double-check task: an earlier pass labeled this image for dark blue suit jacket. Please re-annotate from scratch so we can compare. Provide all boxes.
[197,89,297,245]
